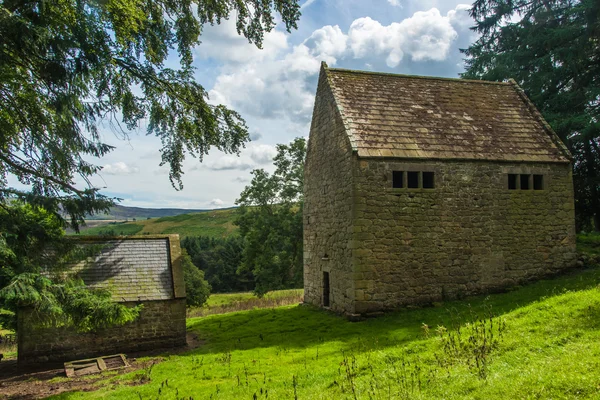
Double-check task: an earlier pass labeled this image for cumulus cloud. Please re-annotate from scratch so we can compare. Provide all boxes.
[447,4,473,29]
[210,198,225,207]
[208,5,470,124]
[203,156,253,171]
[348,9,458,67]
[102,162,139,175]
[388,0,402,7]
[246,144,278,165]
[196,18,288,64]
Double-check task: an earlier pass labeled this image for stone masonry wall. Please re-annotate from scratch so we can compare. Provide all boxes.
[351,159,577,314]
[303,65,355,314]
[18,299,186,365]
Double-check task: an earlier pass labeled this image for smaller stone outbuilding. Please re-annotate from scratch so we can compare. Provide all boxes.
[18,235,186,365]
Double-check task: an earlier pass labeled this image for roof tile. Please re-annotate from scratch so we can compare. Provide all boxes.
[325,68,570,163]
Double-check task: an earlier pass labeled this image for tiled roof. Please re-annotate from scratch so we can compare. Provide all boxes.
[325,66,570,162]
[74,238,174,302]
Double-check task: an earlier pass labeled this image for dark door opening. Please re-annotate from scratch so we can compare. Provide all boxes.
[323,271,330,307]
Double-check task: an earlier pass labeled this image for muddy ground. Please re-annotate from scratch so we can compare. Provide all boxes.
[0,333,202,399]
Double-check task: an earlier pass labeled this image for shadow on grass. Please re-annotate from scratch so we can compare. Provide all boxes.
[185,264,600,356]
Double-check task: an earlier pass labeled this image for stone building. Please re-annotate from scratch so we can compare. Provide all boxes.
[18,235,187,364]
[303,63,577,316]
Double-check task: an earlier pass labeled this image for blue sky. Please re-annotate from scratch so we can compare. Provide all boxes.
[51,0,478,209]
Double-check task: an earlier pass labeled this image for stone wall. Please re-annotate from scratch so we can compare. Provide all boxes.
[303,64,355,314]
[18,299,186,365]
[351,159,577,314]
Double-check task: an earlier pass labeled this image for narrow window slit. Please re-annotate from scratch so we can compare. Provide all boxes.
[392,171,404,188]
[422,172,435,189]
[407,171,419,188]
[520,174,531,190]
[508,174,518,190]
[533,175,544,190]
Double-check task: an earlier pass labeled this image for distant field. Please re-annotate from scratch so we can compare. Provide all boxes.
[73,208,238,239]
[188,289,304,317]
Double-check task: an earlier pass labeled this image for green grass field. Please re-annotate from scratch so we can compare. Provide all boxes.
[73,209,238,238]
[188,289,304,317]
[578,232,600,256]
[48,260,600,399]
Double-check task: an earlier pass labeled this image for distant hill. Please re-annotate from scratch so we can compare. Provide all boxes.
[85,204,231,220]
[73,208,239,239]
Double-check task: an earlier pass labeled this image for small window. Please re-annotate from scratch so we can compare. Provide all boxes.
[508,174,518,190]
[422,172,435,189]
[520,174,531,190]
[392,171,404,188]
[407,171,419,188]
[533,174,544,190]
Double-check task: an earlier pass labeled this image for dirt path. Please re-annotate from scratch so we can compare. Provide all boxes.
[0,333,202,399]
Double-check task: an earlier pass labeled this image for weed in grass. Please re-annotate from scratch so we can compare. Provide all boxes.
[435,307,506,379]
[339,351,359,400]
[384,353,429,399]
[133,360,156,384]
[292,374,298,400]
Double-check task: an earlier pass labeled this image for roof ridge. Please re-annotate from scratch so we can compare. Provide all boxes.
[327,67,510,86]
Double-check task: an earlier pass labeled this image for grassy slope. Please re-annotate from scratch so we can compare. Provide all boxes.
[52,263,600,399]
[74,209,238,239]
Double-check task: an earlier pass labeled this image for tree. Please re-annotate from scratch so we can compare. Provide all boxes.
[0,0,301,329]
[182,235,251,293]
[462,0,600,231]
[182,249,211,308]
[235,137,305,296]
[0,203,141,332]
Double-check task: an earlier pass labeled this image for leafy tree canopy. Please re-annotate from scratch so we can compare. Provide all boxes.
[462,0,600,231]
[0,203,141,331]
[0,0,301,330]
[0,0,300,223]
[181,249,211,308]
[235,137,305,296]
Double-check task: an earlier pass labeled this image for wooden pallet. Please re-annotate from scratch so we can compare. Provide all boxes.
[64,354,129,377]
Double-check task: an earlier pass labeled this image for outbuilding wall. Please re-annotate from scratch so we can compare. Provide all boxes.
[303,65,355,314]
[350,158,577,313]
[17,235,187,365]
[18,299,186,364]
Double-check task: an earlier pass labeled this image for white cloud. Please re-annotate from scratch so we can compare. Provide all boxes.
[209,6,468,123]
[303,25,348,64]
[246,144,278,164]
[203,156,254,171]
[348,9,458,67]
[210,198,225,207]
[102,162,139,175]
[196,18,288,64]
[388,0,403,7]
[447,4,473,31]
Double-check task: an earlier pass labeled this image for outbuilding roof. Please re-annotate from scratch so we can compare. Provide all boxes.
[323,64,570,163]
[71,235,185,302]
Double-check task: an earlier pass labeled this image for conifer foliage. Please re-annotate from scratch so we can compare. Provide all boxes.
[462,0,600,231]
[0,0,301,331]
